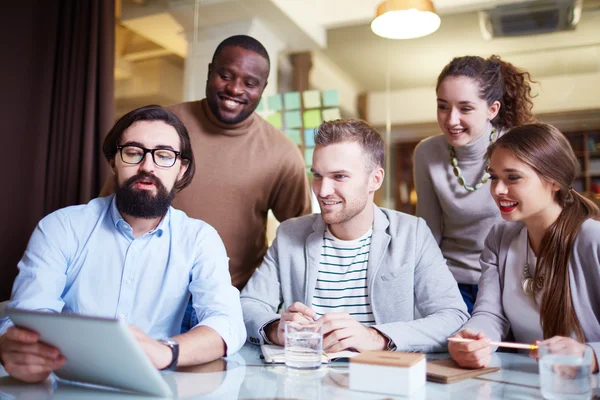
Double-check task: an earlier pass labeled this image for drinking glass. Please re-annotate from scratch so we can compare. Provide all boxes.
[538,343,593,400]
[284,321,323,369]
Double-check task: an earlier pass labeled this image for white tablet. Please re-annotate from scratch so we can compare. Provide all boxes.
[6,308,173,397]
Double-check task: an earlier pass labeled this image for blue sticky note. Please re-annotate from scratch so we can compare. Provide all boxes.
[284,111,302,129]
[304,129,315,147]
[304,147,314,166]
[284,129,303,145]
[284,92,301,110]
[322,90,339,107]
[267,94,282,111]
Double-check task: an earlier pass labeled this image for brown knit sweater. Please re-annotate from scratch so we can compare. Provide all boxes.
[169,100,311,289]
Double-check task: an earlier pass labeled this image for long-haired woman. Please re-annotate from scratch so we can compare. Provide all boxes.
[448,123,600,372]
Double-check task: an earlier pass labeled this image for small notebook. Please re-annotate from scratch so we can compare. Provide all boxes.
[261,344,359,364]
[426,358,500,384]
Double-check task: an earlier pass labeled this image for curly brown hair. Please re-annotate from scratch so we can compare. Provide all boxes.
[436,55,536,131]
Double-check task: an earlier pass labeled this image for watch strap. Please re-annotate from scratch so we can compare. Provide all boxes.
[158,337,179,371]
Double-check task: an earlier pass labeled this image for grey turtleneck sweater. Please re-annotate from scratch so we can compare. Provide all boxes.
[413,129,503,285]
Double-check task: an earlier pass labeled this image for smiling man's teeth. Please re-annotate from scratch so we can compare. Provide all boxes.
[500,201,518,207]
[323,201,341,205]
[224,99,240,108]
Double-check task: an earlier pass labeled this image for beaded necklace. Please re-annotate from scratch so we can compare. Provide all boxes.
[448,128,496,192]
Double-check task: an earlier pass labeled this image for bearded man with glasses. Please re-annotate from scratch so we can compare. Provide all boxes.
[0,105,245,383]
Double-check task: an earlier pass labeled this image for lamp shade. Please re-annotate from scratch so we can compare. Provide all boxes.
[371,0,441,39]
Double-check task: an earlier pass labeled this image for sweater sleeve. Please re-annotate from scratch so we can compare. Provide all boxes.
[270,147,312,222]
[462,224,511,342]
[413,140,443,244]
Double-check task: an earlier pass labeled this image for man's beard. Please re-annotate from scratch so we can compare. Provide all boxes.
[115,172,175,219]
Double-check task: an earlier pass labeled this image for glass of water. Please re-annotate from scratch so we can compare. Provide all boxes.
[284,321,323,369]
[538,343,593,400]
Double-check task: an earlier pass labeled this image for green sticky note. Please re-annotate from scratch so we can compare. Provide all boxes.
[255,97,266,113]
[304,147,314,167]
[303,90,321,109]
[267,94,282,111]
[322,107,342,122]
[266,112,282,129]
[303,110,322,129]
[284,129,303,145]
[304,129,315,147]
[284,111,302,129]
[322,90,340,107]
[284,92,301,110]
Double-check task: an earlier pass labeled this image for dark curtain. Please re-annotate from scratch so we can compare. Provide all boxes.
[0,1,114,300]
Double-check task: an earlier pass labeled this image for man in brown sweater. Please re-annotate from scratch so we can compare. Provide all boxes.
[101,35,311,291]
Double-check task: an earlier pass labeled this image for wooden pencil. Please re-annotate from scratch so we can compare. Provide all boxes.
[447,337,538,350]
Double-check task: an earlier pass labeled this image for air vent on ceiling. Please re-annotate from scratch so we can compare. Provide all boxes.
[478,0,582,39]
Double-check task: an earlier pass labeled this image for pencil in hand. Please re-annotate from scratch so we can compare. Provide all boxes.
[448,337,538,350]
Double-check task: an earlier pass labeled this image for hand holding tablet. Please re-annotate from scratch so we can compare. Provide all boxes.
[4,309,172,397]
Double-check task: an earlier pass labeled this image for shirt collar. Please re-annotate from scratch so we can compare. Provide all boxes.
[110,194,169,238]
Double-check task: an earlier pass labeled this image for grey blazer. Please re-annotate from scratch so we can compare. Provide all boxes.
[464,219,600,359]
[240,206,469,353]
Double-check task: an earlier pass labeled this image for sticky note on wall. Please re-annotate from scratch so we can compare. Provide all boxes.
[304,129,315,147]
[322,90,340,107]
[303,110,322,129]
[266,112,282,129]
[256,98,266,113]
[267,94,282,111]
[304,147,314,166]
[284,111,302,129]
[284,129,303,145]
[322,108,342,121]
[303,90,321,109]
[284,92,301,110]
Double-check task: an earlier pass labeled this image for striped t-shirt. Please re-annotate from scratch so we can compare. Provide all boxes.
[311,228,375,325]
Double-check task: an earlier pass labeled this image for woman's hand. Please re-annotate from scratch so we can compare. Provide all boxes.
[533,336,598,373]
[448,329,493,369]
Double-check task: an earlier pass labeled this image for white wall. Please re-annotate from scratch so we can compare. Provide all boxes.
[309,51,361,117]
[366,72,600,139]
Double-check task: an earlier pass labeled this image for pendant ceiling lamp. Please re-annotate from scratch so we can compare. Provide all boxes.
[371,0,441,39]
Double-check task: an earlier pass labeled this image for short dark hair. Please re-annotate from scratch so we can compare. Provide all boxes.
[314,119,385,170]
[211,35,270,70]
[102,105,195,192]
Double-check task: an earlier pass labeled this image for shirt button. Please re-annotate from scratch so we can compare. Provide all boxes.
[126,279,132,284]
[119,313,125,319]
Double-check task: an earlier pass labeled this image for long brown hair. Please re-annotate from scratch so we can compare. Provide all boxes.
[437,55,536,131]
[488,123,600,341]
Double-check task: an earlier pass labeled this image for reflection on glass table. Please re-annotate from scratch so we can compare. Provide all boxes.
[1,343,599,399]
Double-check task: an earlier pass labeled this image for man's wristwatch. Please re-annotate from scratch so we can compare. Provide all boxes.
[157,337,179,371]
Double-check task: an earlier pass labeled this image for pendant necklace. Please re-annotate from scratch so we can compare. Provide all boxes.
[522,235,543,296]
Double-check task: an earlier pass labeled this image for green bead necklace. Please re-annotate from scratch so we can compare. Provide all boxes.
[448,128,496,192]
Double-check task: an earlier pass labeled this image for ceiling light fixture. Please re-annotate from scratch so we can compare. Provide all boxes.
[371,0,441,39]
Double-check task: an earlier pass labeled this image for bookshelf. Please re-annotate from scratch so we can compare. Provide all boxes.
[565,130,600,202]
[394,141,420,215]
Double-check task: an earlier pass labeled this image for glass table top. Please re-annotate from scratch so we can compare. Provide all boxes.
[0,343,598,399]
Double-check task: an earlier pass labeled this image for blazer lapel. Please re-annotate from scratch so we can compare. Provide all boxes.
[304,216,325,305]
[367,206,391,300]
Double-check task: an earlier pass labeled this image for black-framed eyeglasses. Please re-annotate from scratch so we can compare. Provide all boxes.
[117,145,181,168]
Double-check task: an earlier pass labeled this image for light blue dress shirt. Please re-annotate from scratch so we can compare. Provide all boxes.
[0,195,245,355]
